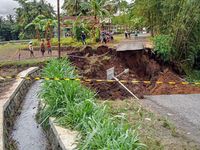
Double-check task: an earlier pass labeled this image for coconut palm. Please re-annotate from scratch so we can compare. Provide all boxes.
[111,0,129,14]
[81,0,111,21]
[62,0,83,16]
[80,0,112,40]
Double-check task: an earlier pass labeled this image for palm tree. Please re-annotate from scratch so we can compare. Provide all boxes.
[111,0,129,14]
[81,0,111,22]
[62,0,83,16]
[80,0,112,40]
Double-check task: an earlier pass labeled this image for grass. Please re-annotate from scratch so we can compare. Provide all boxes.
[182,65,200,83]
[186,69,200,82]
[0,43,26,55]
[38,58,145,150]
[0,58,50,68]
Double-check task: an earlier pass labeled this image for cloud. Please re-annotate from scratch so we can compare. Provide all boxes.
[0,0,65,17]
[0,0,19,16]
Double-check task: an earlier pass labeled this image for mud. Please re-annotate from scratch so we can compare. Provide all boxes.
[68,46,200,100]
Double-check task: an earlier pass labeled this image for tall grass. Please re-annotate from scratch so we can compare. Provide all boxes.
[38,58,145,149]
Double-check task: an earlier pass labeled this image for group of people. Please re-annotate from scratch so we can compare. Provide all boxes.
[125,30,140,39]
[101,31,114,44]
[28,39,52,57]
[81,30,114,45]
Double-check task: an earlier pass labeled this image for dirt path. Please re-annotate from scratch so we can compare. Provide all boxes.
[0,49,72,64]
[143,94,200,145]
[11,81,49,150]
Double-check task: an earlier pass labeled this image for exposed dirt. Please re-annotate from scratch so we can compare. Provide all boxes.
[150,69,200,95]
[69,46,200,100]
[1,45,200,100]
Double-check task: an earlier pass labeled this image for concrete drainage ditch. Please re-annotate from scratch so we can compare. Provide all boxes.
[0,67,76,150]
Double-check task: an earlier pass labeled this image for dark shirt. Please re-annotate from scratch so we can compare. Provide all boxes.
[81,33,86,40]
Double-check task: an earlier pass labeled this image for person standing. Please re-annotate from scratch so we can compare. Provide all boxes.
[124,31,128,39]
[110,31,114,41]
[81,31,86,45]
[40,39,45,57]
[128,31,131,38]
[28,41,34,57]
[46,38,52,55]
[101,31,107,44]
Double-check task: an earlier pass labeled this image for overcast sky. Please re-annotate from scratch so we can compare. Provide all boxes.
[0,0,132,17]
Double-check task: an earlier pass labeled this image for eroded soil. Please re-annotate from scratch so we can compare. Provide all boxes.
[69,46,200,100]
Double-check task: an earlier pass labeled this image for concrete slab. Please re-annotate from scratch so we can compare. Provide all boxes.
[142,94,200,144]
[117,42,144,51]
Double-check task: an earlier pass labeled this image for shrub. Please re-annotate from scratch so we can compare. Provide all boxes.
[38,58,145,149]
[153,34,173,62]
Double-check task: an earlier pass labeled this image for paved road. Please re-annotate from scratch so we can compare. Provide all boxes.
[12,81,49,150]
[116,33,151,51]
[143,94,200,144]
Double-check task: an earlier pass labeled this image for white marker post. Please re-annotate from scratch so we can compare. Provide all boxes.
[106,67,139,100]
[107,67,115,80]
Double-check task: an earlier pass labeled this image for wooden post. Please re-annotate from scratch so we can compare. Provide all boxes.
[57,0,61,58]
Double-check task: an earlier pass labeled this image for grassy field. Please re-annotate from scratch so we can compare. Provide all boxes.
[0,34,124,65]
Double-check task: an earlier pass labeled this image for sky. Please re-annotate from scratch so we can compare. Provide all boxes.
[0,0,132,17]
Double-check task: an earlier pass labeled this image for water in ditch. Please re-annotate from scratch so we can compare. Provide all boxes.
[11,81,49,150]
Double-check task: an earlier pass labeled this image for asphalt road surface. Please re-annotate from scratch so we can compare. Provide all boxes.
[143,94,200,144]
[116,33,151,51]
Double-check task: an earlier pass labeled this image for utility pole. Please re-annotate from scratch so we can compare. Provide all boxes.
[57,0,61,58]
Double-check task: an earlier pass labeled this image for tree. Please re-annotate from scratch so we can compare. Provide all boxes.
[25,15,57,40]
[41,18,58,39]
[62,0,85,16]
[132,0,200,68]
[14,0,55,39]
[80,0,112,40]
[0,15,20,41]
[25,15,45,40]
[111,0,129,14]
[81,0,111,21]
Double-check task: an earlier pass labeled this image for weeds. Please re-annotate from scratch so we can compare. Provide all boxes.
[38,58,145,149]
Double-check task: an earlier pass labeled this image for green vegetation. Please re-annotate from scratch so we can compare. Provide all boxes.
[153,35,173,62]
[132,0,200,69]
[0,0,55,41]
[38,58,145,149]
[0,58,48,68]
[25,15,57,40]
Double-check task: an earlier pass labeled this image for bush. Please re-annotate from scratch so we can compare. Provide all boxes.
[153,34,173,62]
[38,58,145,149]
